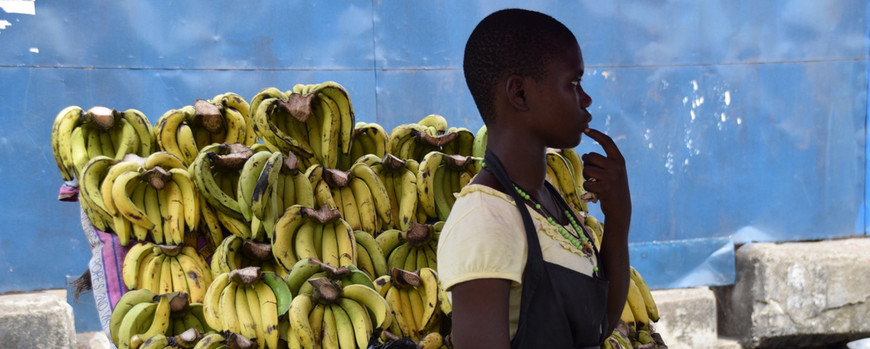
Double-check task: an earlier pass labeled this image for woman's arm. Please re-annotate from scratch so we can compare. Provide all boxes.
[449,278,513,349]
[581,128,632,334]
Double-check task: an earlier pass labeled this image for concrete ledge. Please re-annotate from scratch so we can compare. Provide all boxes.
[0,292,76,349]
[651,287,718,348]
[713,238,870,348]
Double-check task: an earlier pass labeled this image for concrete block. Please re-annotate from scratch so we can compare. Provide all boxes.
[651,287,718,348]
[0,292,77,349]
[76,332,111,349]
[713,238,870,348]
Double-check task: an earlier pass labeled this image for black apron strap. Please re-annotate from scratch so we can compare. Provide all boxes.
[482,149,545,314]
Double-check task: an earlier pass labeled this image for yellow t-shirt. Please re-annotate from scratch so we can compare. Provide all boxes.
[437,184,600,339]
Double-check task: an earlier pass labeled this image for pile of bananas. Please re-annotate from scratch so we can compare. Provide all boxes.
[51,81,665,349]
[109,290,213,349]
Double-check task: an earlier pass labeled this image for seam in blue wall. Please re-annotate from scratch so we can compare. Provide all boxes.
[865,0,870,237]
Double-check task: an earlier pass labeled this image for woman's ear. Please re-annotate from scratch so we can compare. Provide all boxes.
[504,75,530,112]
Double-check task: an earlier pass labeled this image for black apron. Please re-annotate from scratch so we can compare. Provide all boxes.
[484,149,609,349]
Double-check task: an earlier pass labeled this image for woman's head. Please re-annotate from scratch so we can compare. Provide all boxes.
[464,9,580,123]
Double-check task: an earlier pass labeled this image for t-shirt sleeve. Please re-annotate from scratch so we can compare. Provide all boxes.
[437,196,526,291]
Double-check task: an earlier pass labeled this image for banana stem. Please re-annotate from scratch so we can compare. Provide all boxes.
[415,130,458,147]
[194,99,224,134]
[230,266,261,285]
[281,93,315,122]
[302,205,342,223]
[86,106,116,130]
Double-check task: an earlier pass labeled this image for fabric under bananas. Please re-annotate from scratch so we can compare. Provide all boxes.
[51,106,153,182]
[202,268,292,349]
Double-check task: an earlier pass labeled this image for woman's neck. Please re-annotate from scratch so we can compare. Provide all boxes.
[486,128,548,198]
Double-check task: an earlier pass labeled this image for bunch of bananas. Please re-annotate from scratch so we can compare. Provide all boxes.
[388,115,448,163]
[377,222,442,272]
[121,243,212,302]
[189,143,254,242]
[82,152,198,245]
[238,150,314,240]
[603,267,666,349]
[110,291,212,349]
[417,152,481,222]
[341,122,390,170]
[352,230,389,280]
[155,93,255,165]
[52,106,154,182]
[203,267,293,349]
[284,258,375,297]
[309,162,393,234]
[357,154,421,231]
[545,147,592,213]
[285,278,390,349]
[250,82,354,169]
[211,235,288,279]
[374,268,450,343]
[272,204,357,271]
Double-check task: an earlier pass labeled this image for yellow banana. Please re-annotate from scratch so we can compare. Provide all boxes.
[320,219,340,267]
[627,278,650,332]
[51,106,84,180]
[630,266,660,322]
[339,185,362,232]
[350,162,391,225]
[418,268,440,330]
[112,170,154,230]
[337,297,373,349]
[155,108,186,160]
[254,280,280,349]
[203,272,230,331]
[330,304,356,349]
[341,283,391,331]
[321,304,340,349]
[349,178,377,233]
[121,109,153,157]
[287,294,316,348]
[219,282,240,333]
[121,242,154,290]
[237,285,261,348]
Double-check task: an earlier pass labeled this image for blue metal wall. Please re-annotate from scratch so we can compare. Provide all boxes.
[1,0,866,300]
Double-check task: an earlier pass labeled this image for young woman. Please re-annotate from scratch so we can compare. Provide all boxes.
[437,9,632,348]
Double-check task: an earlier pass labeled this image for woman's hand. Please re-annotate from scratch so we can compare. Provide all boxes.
[581,128,631,230]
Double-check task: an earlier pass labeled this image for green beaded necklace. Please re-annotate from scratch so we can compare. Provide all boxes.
[512,184,596,257]
[481,160,598,272]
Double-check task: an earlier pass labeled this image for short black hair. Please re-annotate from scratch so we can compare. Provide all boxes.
[463,9,577,122]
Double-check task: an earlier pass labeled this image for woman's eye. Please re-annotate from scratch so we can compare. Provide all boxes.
[570,78,582,87]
